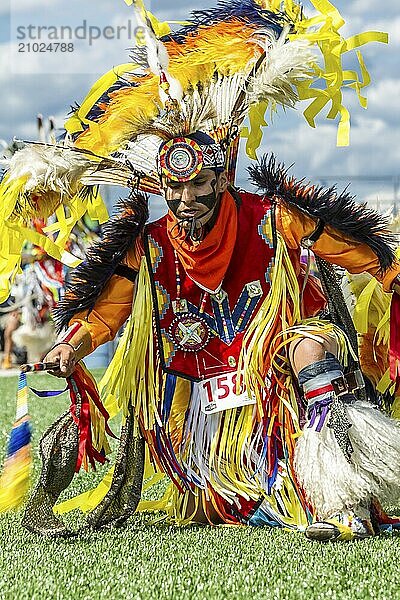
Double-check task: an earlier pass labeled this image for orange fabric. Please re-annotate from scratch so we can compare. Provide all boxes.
[72,237,144,351]
[276,202,400,292]
[72,273,135,352]
[166,190,238,293]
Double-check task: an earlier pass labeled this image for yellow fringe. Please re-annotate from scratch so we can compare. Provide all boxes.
[137,469,309,529]
[238,233,301,417]
[346,271,400,415]
[272,319,352,367]
[0,173,105,303]
[99,257,161,432]
[54,466,115,515]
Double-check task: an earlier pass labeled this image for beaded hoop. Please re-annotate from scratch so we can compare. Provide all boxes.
[159,137,203,182]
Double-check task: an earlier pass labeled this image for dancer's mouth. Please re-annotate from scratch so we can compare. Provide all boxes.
[179,210,203,219]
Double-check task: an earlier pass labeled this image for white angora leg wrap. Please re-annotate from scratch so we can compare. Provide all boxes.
[294,358,400,519]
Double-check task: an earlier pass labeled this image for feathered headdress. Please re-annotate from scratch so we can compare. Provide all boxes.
[0,0,388,302]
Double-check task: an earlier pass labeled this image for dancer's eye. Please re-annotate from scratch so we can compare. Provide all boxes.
[167,182,182,190]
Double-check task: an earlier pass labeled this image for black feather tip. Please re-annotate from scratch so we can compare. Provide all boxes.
[248,154,397,272]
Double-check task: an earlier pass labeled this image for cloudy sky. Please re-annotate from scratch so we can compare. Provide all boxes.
[1,0,399,212]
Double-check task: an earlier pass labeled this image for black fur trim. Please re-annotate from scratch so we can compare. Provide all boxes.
[53,191,149,332]
[248,155,397,271]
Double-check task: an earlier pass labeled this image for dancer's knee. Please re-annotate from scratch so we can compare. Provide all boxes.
[289,335,338,377]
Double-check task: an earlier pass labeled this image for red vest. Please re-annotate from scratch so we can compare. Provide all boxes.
[144,192,325,381]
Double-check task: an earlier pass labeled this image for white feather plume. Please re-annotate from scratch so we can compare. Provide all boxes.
[247,34,316,108]
[120,134,161,176]
[134,5,182,103]
[4,143,94,197]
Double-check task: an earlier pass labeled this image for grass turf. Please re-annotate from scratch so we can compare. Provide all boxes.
[0,371,400,600]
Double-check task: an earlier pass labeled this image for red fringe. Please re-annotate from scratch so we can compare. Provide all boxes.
[389,294,400,381]
[67,364,113,472]
[371,499,400,526]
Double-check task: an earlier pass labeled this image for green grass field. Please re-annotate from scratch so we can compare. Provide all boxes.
[0,371,400,600]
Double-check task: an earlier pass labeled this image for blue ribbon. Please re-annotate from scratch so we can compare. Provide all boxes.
[29,386,68,398]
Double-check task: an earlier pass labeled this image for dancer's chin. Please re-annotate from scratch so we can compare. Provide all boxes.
[181,217,201,230]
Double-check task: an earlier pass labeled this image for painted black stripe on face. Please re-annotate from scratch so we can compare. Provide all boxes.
[165,179,218,216]
[195,178,218,210]
[166,197,181,214]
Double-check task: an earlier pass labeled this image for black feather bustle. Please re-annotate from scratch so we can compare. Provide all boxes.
[249,155,397,272]
[53,191,149,332]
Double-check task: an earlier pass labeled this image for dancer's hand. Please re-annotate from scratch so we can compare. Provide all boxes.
[43,343,77,378]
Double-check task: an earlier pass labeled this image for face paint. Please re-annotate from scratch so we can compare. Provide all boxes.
[165,177,218,217]
[164,172,224,241]
[195,178,217,210]
[165,197,181,215]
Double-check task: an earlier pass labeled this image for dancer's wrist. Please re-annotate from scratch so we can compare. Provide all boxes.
[54,323,92,361]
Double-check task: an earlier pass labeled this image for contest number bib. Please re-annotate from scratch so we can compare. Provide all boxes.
[196,372,256,415]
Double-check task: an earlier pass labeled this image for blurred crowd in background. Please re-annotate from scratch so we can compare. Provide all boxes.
[0,219,98,370]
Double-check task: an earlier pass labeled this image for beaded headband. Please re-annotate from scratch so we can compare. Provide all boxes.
[158,136,226,182]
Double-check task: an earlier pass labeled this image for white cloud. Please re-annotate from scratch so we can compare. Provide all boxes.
[0,68,89,141]
[1,0,54,17]
[347,0,399,18]
[366,78,400,120]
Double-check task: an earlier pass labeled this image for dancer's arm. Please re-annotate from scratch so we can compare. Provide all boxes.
[276,202,400,292]
[44,245,141,377]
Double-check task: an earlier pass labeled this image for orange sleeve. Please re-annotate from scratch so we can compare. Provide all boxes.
[70,236,144,352]
[276,202,400,292]
[123,236,144,271]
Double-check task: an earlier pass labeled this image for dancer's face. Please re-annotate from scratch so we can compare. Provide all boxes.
[162,168,228,230]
